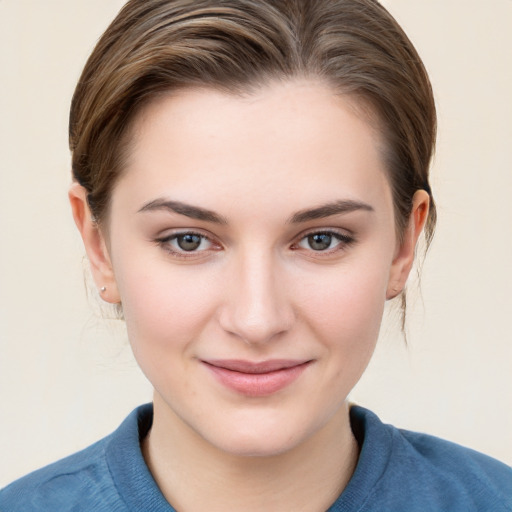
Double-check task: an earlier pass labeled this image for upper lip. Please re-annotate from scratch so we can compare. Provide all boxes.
[202,359,312,374]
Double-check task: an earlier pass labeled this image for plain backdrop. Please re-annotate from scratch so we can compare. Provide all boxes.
[1,0,511,486]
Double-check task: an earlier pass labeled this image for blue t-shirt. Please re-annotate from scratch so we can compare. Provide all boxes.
[1,404,511,511]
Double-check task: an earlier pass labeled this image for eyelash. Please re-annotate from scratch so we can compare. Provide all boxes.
[155,231,218,259]
[292,229,356,256]
[155,229,355,259]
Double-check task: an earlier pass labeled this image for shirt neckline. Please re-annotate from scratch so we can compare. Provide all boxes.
[106,404,176,512]
[106,403,393,512]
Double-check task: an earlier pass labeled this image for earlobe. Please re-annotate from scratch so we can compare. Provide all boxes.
[386,190,430,300]
[68,182,121,303]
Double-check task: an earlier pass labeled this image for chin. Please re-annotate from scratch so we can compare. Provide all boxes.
[197,407,329,459]
[209,429,304,458]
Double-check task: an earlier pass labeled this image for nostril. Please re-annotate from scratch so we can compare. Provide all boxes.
[218,256,294,343]
[218,298,294,345]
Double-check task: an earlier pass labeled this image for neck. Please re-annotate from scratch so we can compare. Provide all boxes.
[142,393,359,512]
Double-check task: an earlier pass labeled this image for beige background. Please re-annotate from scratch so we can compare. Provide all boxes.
[1,0,511,486]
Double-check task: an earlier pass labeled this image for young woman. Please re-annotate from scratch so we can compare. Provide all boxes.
[2,0,511,510]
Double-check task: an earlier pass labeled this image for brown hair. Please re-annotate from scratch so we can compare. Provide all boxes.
[70,0,437,324]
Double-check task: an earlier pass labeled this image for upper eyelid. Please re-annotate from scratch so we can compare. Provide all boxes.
[155,230,216,249]
[155,232,219,258]
[156,228,215,241]
[292,229,355,251]
[293,227,354,242]
[154,227,354,248]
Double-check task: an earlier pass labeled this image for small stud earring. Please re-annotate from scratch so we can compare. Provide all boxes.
[100,286,107,293]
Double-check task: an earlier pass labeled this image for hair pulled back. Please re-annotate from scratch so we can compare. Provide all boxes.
[70,0,436,243]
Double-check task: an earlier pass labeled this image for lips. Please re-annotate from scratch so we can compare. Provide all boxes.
[201,359,312,397]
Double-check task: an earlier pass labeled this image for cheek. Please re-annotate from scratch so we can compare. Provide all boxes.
[295,258,390,353]
[113,252,222,356]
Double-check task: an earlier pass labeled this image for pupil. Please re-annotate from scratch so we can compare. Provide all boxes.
[309,233,332,251]
[177,234,201,251]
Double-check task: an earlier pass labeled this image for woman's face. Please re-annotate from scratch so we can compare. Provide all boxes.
[80,80,424,456]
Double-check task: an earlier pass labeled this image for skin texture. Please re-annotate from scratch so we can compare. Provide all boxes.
[70,80,429,511]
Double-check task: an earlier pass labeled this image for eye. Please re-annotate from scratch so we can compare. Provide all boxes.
[174,233,207,252]
[156,231,217,257]
[303,233,336,251]
[296,231,354,252]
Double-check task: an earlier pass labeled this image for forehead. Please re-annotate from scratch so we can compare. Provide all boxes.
[115,80,392,218]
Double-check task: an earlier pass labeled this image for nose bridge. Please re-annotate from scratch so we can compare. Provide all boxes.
[220,246,293,344]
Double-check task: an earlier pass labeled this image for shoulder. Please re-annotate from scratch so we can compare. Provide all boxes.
[394,426,512,509]
[342,405,512,512]
[0,436,118,512]
[0,404,155,512]
[399,425,512,486]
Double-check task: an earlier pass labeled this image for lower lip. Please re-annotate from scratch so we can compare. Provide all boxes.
[203,362,311,397]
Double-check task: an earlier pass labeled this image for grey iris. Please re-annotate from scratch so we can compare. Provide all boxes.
[308,233,332,251]
[177,234,202,251]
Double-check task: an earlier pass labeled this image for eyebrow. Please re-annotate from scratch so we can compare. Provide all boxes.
[138,198,374,225]
[288,200,374,223]
[138,199,228,224]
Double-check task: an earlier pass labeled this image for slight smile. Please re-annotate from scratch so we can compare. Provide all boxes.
[201,359,314,397]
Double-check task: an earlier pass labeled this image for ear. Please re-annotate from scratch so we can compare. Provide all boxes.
[386,190,430,300]
[68,182,121,304]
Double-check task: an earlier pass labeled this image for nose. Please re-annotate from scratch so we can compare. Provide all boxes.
[218,250,294,345]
